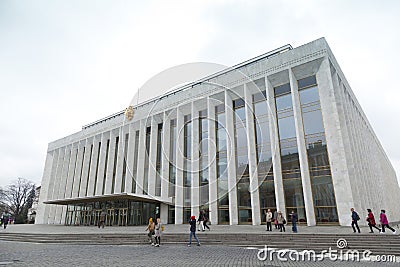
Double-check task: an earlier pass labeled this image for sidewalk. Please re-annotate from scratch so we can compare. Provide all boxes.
[2,223,399,235]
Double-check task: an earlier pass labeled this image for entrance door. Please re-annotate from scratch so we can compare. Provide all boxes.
[107,209,115,226]
[118,208,128,226]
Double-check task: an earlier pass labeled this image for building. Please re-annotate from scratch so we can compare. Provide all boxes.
[35,38,400,227]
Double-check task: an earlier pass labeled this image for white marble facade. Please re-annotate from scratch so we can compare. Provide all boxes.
[36,38,400,226]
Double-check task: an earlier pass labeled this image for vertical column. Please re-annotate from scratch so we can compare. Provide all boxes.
[207,97,218,225]
[125,124,136,193]
[72,141,85,198]
[55,146,71,223]
[105,131,117,195]
[96,132,109,196]
[115,127,125,194]
[65,143,78,198]
[49,147,66,224]
[191,102,200,217]
[148,118,158,197]
[175,108,184,224]
[87,135,100,196]
[265,77,285,213]
[224,91,238,225]
[160,203,169,224]
[317,59,355,225]
[161,112,171,200]
[136,120,146,194]
[79,139,92,197]
[289,68,316,226]
[43,149,60,224]
[244,84,261,225]
[35,150,55,224]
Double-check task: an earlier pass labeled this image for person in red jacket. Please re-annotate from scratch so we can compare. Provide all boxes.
[366,209,381,233]
[380,210,397,234]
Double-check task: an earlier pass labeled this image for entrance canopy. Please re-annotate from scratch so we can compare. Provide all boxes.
[44,193,173,206]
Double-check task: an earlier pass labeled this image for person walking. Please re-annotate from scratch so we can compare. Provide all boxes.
[277,211,286,232]
[366,209,381,233]
[380,210,397,234]
[198,210,204,231]
[154,218,162,247]
[290,210,298,233]
[145,218,155,245]
[273,210,278,230]
[265,209,273,232]
[1,211,10,229]
[188,215,200,247]
[351,208,361,233]
[202,210,210,231]
[98,210,107,228]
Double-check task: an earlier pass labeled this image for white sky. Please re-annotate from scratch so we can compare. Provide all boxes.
[0,0,399,187]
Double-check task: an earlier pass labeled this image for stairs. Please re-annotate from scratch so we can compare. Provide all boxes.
[1,232,399,255]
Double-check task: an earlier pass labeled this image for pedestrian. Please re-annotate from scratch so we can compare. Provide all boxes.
[277,211,286,232]
[380,210,397,234]
[198,210,204,231]
[145,218,155,245]
[366,209,381,233]
[350,208,361,233]
[202,210,210,231]
[273,210,278,230]
[290,210,298,233]
[98,210,107,228]
[265,209,273,231]
[1,211,10,229]
[154,218,162,247]
[188,215,200,247]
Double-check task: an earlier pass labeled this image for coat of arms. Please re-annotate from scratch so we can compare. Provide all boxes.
[125,106,134,121]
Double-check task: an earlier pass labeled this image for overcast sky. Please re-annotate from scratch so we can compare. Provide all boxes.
[1,0,399,188]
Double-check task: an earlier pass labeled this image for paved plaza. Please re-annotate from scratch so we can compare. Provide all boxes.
[1,224,400,266]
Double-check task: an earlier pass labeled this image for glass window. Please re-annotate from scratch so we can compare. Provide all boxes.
[278,116,297,140]
[275,94,292,111]
[298,76,317,89]
[283,179,305,208]
[274,83,291,96]
[299,86,319,104]
[302,110,324,135]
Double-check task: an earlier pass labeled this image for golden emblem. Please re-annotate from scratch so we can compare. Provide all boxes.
[125,106,134,121]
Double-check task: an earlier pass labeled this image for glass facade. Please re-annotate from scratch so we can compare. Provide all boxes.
[275,83,307,222]
[216,104,229,224]
[234,97,252,224]
[199,110,209,207]
[252,84,276,222]
[183,115,192,223]
[168,120,176,197]
[143,127,151,195]
[155,124,162,196]
[298,76,338,223]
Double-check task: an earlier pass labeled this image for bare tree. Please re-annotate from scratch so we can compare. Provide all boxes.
[0,178,35,223]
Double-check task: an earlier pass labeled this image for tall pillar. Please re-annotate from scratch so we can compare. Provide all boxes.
[265,77,286,213]
[115,127,125,194]
[35,150,55,224]
[79,138,92,197]
[148,118,158,197]
[125,124,136,193]
[244,84,261,225]
[87,135,101,196]
[289,68,316,226]
[224,91,238,225]
[191,102,200,217]
[136,120,146,194]
[317,58,354,226]
[207,97,218,225]
[161,112,171,200]
[175,108,184,224]
[105,131,117,195]
[95,132,109,196]
[72,141,85,198]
